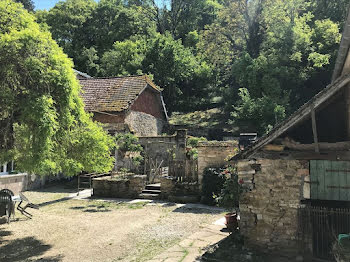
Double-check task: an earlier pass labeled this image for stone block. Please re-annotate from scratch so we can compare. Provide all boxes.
[297,169,309,176]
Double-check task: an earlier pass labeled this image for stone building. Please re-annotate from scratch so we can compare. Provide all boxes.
[234,6,350,260]
[80,75,168,136]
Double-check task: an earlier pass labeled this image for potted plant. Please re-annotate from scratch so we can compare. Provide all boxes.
[215,167,242,230]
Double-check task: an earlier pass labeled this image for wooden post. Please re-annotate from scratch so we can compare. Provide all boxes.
[311,105,320,153]
[346,85,350,140]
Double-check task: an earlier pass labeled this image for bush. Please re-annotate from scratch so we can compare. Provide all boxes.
[201,167,227,205]
[216,171,242,211]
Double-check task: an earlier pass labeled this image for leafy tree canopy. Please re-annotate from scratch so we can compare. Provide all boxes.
[35,0,350,136]
[14,0,34,11]
[0,0,114,176]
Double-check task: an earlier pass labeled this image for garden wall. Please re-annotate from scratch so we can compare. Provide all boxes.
[237,159,310,255]
[160,176,200,203]
[138,129,187,164]
[93,175,147,198]
[0,173,46,194]
[197,141,237,185]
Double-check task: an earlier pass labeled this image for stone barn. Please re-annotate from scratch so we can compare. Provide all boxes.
[234,7,350,260]
[80,75,168,136]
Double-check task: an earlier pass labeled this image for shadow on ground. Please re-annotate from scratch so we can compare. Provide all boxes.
[198,232,293,262]
[38,197,71,208]
[0,233,63,262]
[172,203,223,215]
[29,180,78,194]
[69,204,112,213]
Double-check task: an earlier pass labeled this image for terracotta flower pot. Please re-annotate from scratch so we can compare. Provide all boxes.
[225,212,238,230]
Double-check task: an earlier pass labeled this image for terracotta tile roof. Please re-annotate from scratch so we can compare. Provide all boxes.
[80,75,160,112]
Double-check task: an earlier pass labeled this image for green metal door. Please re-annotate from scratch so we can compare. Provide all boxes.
[310,160,350,201]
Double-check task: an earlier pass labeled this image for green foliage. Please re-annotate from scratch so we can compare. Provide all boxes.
[186,136,207,160]
[15,0,34,11]
[0,0,114,176]
[141,33,214,112]
[215,168,242,210]
[231,88,287,135]
[101,37,146,76]
[35,0,347,135]
[115,133,144,166]
[201,167,227,205]
[187,136,207,148]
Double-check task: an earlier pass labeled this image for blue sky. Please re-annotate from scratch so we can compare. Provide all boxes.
[34,0,62,10]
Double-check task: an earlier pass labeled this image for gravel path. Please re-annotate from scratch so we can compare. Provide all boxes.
[0,186,224,262]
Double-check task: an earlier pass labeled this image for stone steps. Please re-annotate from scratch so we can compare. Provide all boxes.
[142,189,161,195]
[140,183,161,200]
[139,193,160,200]
[145,183,161,191]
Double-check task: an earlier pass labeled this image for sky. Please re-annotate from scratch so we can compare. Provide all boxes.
[34,0,62,10]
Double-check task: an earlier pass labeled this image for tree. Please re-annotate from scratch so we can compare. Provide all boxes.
[201,0,342,134]
[0,0,114,176]
[84,0,156,55]
[147,0,222,40]
[100,37,146,76]
[42,0,97,62]
[15,0,34,11]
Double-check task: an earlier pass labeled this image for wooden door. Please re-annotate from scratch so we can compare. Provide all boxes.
[310,160,350,201]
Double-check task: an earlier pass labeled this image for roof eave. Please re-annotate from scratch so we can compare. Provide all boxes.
[234,74,350,160]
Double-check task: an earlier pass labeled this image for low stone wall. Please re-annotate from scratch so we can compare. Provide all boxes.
[237,159,310,256]
[93,175,147,198]
[197,141,237,185]
[0,173,28,195]
[160,176,200,203]
[0,173,47,194]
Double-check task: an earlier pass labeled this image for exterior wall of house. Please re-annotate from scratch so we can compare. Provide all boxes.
[125,111,165,136]
[130,88,165,120]
[92,112,128,134]
[237,159,310,255]
[197,141,237,185]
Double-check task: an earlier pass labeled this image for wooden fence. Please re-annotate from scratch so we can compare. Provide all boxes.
[168,159,198,182]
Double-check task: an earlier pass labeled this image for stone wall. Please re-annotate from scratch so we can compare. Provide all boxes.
[0,174,28,194]
[92,175,147,198]
[93,112,127,134]
[197,141,237,185]
[138,130,187,164]
[237,159,310,255]
[125,111,165,136]
[0,173,47,194]
[160,176,200,203]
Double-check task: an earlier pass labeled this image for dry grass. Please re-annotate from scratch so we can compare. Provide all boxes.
[0,185,222,262]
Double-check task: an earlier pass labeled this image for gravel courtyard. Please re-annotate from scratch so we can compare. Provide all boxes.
[0,185,224,262]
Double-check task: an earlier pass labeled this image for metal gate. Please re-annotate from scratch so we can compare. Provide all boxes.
[298,206,350,260]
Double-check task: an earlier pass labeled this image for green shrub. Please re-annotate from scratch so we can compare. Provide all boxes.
[201,167,227,205]
[186,136,207,160]
[215,170,242,211]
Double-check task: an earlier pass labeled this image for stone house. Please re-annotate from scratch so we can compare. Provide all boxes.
[234,7,350,260]
[80,75,168,136]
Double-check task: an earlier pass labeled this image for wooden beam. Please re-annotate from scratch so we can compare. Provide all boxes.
[311,105,320,153]
[282,140,350,151]
[239,75,350,159]
[253,150,350,161]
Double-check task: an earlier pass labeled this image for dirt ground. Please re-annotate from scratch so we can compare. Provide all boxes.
[0,185,224,262]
